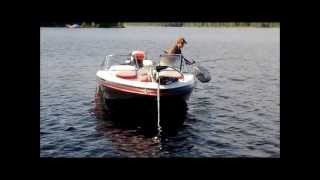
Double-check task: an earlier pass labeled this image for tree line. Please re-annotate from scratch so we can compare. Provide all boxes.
[41,22,279,28]
[124,22,279,27]
[41,22,125,28]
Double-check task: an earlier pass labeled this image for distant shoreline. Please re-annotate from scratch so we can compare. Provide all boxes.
[41,22,279,28]
[124,22,280,28]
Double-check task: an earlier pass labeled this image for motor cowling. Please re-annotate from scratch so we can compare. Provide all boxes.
[131,51,145,62]
[131,50,145,68]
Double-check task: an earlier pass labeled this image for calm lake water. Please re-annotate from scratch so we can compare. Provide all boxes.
[40,27,280,157]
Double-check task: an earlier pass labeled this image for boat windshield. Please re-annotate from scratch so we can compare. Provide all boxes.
[100,53,192,73]
[101,54,133,70]
[159,54,191,73]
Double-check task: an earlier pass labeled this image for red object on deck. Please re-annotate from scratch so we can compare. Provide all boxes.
[132,51,145,62]
[116,71,137,79]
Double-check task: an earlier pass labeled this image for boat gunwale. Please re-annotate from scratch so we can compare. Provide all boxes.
[96,70,195,90]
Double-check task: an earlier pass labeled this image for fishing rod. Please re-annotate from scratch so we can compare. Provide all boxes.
[155,65,168,133]
[192,56,243,63]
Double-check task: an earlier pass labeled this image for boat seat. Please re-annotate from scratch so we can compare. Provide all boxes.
[159,70,183,79]
[116,71,137,79]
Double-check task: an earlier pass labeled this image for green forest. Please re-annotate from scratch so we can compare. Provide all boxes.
[41,22,279,28]
[124,22,279,27]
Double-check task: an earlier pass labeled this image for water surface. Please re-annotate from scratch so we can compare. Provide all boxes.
[40,27,280,157]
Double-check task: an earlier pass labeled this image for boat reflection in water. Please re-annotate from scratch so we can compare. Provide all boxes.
[94,90,188,137]
[93,91,192,157]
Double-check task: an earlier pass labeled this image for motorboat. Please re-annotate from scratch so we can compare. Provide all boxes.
[96,51,196,106]
[95,50,213,130]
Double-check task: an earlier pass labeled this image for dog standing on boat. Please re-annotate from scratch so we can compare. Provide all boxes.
[165,37,187,54]
[161,37,187,66]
